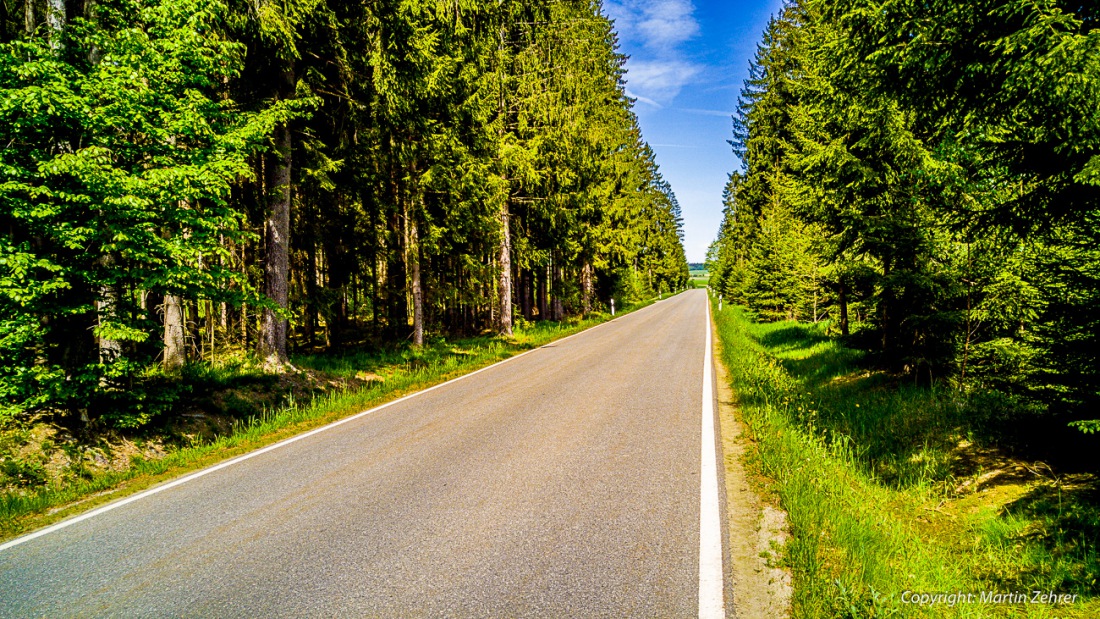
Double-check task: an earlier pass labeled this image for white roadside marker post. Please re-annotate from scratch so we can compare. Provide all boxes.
[611,299,615,316]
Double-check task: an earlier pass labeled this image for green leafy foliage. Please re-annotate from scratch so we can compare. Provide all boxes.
[0,0,294,425]
[0,0,689,430]
[708,0,1100,430]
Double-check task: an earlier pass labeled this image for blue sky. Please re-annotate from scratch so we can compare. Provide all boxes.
[603,0,784,263]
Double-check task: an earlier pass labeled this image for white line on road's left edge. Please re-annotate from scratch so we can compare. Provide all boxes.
[699,297,726,618]
[0,293,682,554]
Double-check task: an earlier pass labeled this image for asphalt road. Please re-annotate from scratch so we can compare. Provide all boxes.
[0,289,724,618]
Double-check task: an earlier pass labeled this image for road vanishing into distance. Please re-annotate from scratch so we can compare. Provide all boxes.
[1,290,726,618]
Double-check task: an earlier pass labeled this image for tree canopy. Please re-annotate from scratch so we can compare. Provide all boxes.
[707,0,1099,429]
[0,0,689,427]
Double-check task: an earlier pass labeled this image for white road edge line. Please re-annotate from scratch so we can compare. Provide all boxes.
[699,296,726,618]
[0,294,677,553]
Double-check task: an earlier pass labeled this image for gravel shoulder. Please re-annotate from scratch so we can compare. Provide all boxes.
[712,317,793,619]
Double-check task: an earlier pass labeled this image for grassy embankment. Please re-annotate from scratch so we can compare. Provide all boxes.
[712,297,1099,618]
[0,296,666,542]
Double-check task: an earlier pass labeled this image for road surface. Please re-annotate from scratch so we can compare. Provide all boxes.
[1,289,725,618]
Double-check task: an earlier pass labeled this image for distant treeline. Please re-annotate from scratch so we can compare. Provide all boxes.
[708,0,1099,428]
[0,0,689,427]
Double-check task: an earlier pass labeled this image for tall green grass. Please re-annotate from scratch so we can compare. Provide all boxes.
[713,300,1097,618]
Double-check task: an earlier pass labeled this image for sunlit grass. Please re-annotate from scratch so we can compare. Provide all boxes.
[713,299,1098,618]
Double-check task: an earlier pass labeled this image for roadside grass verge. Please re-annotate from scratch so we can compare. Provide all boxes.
[712,300,1099,618]
[0,297,666,542]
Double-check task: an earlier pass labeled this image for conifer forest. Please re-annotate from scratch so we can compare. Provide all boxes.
[708,0,1099,432]
[0,0,690,429]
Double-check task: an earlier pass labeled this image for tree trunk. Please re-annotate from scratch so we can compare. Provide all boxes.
[369,229,379,336]
[96,293,120,364]
[238,239,248,348]
[306,235,318,349]
[537,266,548,320]
[260,118,292,368]
[551,261,564,322]
[880,264,894,356]
[218,235,228,332]
[83,0,101,63]
[961,242,973,388]
[386,209,407,335]
[96,255,120,365]
[24,0,34,34]
[497,200,513,336]
[163,294,185,370]
[838,281,849,337]
[206,299,215,361]
[239,304,248,348]
[46,0,63,49]
[407,212,424,348]
[581,261,593,314]
[521,270,533,321]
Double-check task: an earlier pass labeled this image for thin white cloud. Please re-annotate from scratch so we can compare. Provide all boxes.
[679,108,737,118]
[607,0,699,51]
[605,0,703,105]
[625,89,664,109]
[639,0,700,51]
[626,60,702,102]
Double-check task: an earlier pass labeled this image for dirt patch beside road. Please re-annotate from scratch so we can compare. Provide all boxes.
[713,327,793,618]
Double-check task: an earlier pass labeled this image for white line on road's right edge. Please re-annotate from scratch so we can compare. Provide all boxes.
[699,296,726,618]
